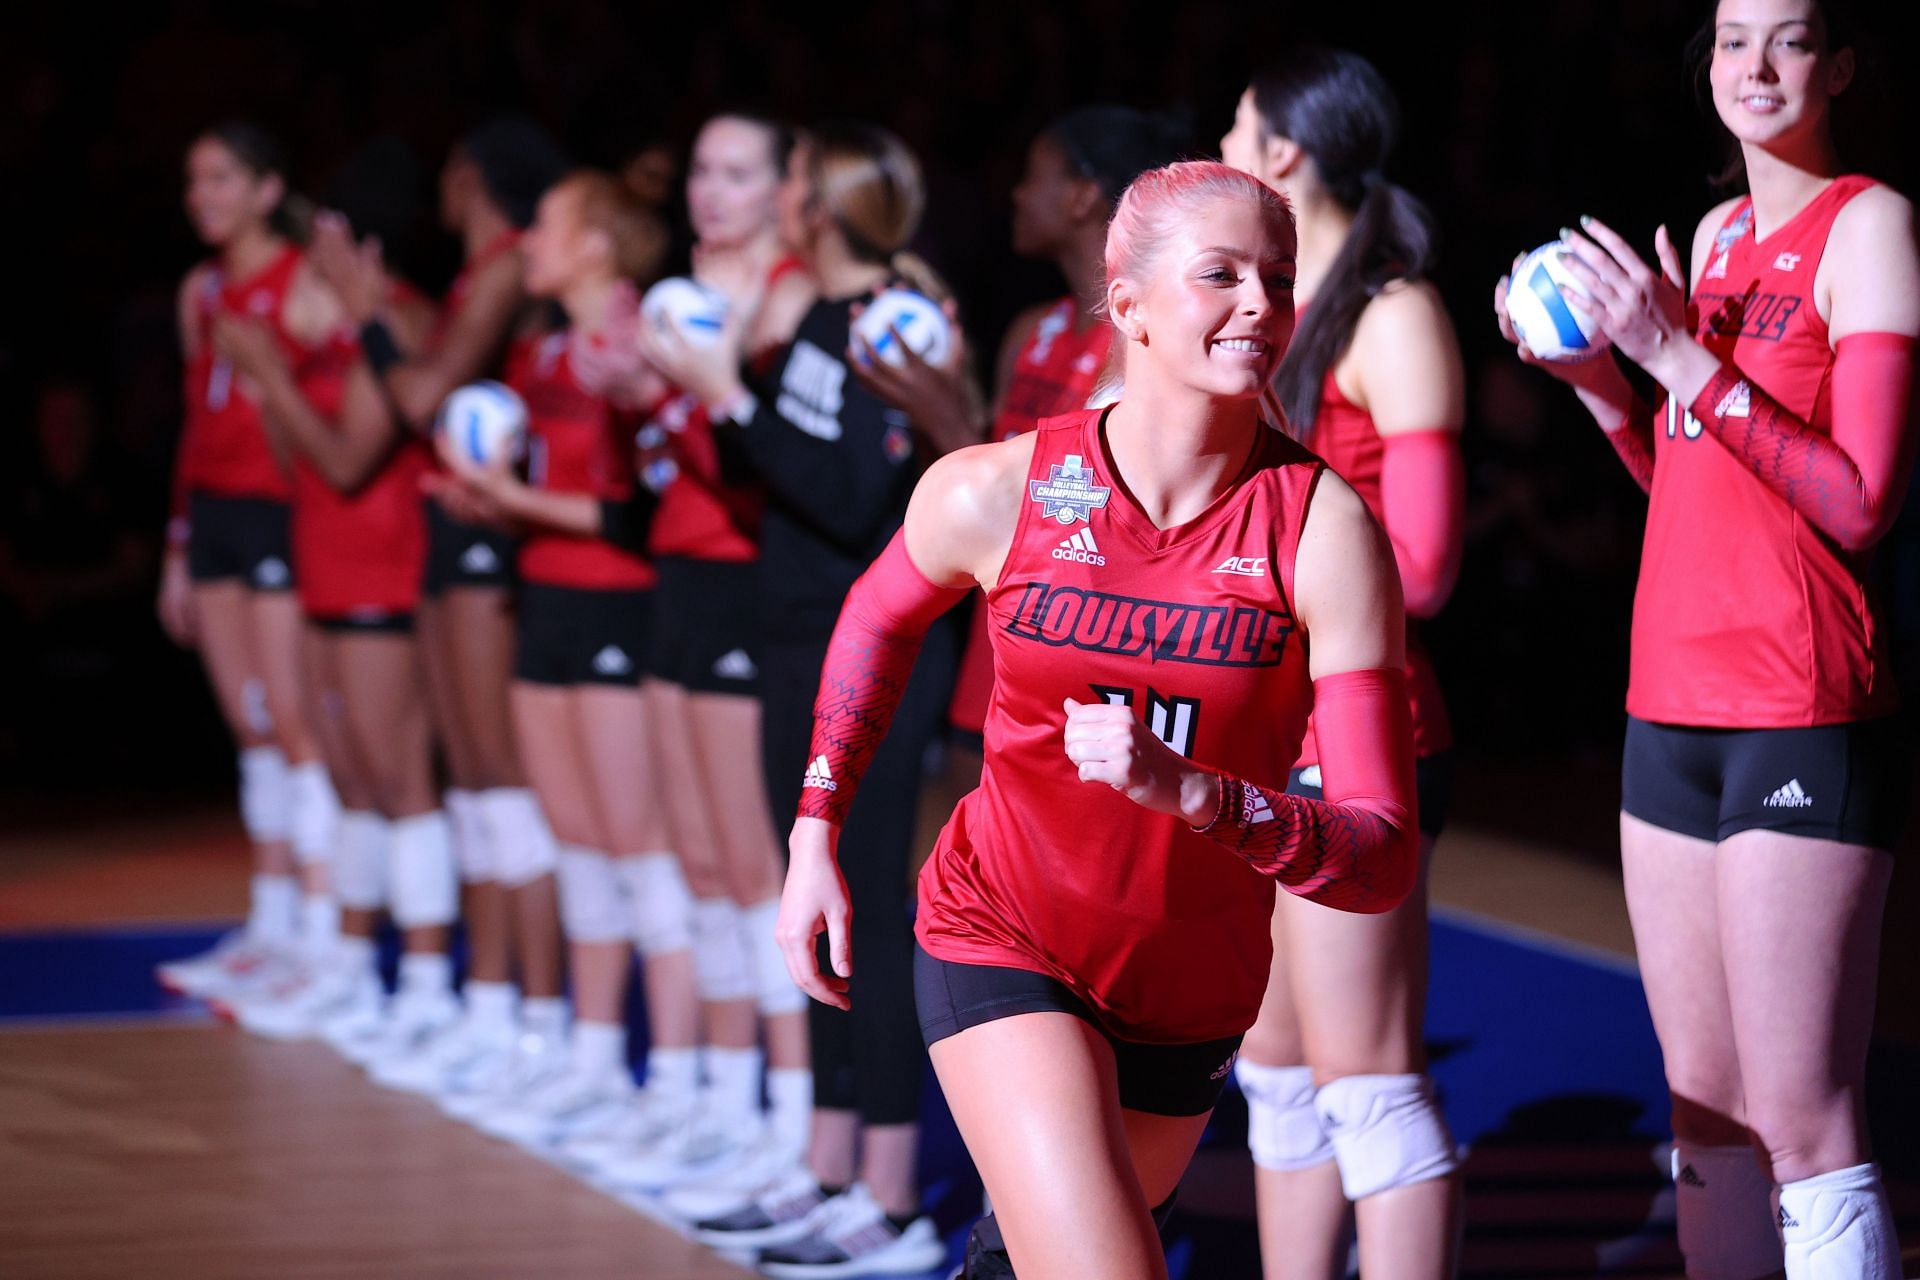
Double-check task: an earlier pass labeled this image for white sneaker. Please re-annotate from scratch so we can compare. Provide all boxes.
[156,930,287,998]
[344,991,462,1070]
[441,1026,569,1121]
[757,1184,947,1278]
[560,1088,681,1171]
[318,988,390,1060]
[369,1010,514,1095]
[661,1138,808,1223]
[230,961,381,1042]
[598,1107,763,1191]
[690,1164,837,1249]
[473,1062,633,1146]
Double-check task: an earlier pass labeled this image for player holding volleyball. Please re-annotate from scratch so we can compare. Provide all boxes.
[1495,2,1917,1275]
[778,159,1419,1280]
[1221,48,1466,1280]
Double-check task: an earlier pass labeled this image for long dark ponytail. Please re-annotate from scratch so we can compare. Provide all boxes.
[1253,49,1438,439]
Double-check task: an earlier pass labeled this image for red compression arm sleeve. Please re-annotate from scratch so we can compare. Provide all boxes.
[1690,333,1918,552]
[798,530,969,825]
[1195,668,1418,914]
[1378,430,1464,618]
[1600,397,1656,494]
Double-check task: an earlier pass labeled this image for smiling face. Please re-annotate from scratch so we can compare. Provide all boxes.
[1110,196,1297,400]
[1709,0,1853,152]
[687,117,783,249]
[184,137,281,248]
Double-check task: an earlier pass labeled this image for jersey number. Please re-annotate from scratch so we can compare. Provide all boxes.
[1665,395,1704,440]
[1090,685,1201,758]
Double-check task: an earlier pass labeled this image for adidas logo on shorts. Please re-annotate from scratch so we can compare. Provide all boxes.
[712,649,758,681]
[460,542,501,575]
[591,645,633,677]
[1053,528,1105,566]
[254,557,290,589]
[802,754,837,792]
[1677,1163,1706,1189]
[1763,778,1814,808]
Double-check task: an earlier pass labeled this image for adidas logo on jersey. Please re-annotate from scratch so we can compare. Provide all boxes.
[712,649,758,681]
[802,754,837,792]
[1245,791,1274,825]
[1677,1163,1706,1189]
[1714,380,1752,419]
[1706,249,1730,280]
[1773,251,1802,272]
[1053,528,1105,566]
[591,645,634,677]
[1212,555,1268,577]
[460,542,501,574]
[1764,778,1814,808]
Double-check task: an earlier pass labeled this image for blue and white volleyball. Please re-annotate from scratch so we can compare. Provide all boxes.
[642,276,730,347]
[1505,241,1611,363]
[852,288,952,368]
[435,381,528,466]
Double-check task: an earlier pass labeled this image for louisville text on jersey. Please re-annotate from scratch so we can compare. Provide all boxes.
[1005,581,1292,667]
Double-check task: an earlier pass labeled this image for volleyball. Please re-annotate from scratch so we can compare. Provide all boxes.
[852,287,952,368]
[641,276,730,347]
[1504,241,1611,363]
[435,380,528,467]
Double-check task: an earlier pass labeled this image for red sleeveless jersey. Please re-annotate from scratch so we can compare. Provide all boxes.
[917,408,1321,1043]
[1630,175,1895,727]
[509,332,656,591]
[1293,374,1452,764]
[431,229,521,353]
[290,337,430,620]
[177,245,307,502]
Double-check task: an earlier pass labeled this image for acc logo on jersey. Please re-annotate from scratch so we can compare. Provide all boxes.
[1212,555,1268,577]
[1029,453,1112,525]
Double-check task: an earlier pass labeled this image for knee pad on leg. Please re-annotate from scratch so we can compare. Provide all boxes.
[742,897,804,1015]
[1670,1142,1783,1280]
[1318,1072,1460,1201]
[238,746,292,843]
[692,898,755,1001]
[556,846,628,943]
[1235,1059,1334,1172]
[616,853,694,956]
[1779,1162,1900,1280]
[289,761,342,866]
[389,810,458,929]
[333,811,390,911]
[445,789,491,883]
[482,788,559,887]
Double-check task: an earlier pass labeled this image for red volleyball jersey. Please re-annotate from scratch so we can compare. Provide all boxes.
[1629,175,1894,727]
[509,332,656,591]
[431,229,521,353]
[176,245,307,504]
[1293,374,1452,764]
[950,299,1116,733]
[917,408,1322,1043]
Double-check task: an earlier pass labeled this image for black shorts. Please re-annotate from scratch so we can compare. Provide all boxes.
[514,582,651,687]
[914,946,1242,1118]
[186,493,294,591]
[421,502,517,596]
[1286,750,1454,839]
[311,610,414,635]
[1621,716,1907,849]
[648,556,760,695]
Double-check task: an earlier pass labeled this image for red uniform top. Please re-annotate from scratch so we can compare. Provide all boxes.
[1293,374,1452,764]
[1630,175,1894,727]
[509,332,657,591]
[432,229,521,352]
[175,245,307,507]
[917,408,1321,1043]
[289,336,431,620]
[950,298,1116,732]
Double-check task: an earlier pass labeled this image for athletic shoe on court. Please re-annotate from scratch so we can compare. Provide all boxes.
[155,930,287,999]
[441,1026,569,1121]
[660,1139,808,1223]
[474,1061,634,1146]
[691,1165,837,1250]
[368,1009,515,1095]
[230,961,381,1042]
[595,1106,762,1191]
[344,991,462,1070]
[559,1088,678,1171]
[757,1184,946,1278]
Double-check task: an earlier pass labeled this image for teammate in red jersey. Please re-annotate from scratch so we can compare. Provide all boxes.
[778,160,1419,1280]
[1495,3,1917,1275]
[1221,50,1466,1280]
[154,124,343,1002]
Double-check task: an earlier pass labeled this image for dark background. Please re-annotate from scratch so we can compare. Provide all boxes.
[3,0,1918,856]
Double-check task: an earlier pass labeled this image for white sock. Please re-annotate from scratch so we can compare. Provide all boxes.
[704,1045,764,1119]
[301,895,340,958]
[336,934,378,976]
[1779,1161,1900,1280]
[397,952,454,1001]
[767,1067,812,1150]
[646,1045,700,1102]
[522,996,568,1041]
[464,980,518,1032]
[249,874,299,943]
[572,1020,627,1079]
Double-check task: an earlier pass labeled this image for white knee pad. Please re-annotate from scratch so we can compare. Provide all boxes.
[483,788,559,887]
[1234,1059,1334,1172]
[389,811,458,929]
[1671,1142,1783,1280]
[692,898,755,1001]
[1779,1162,1900,1280]
[445,789,492,884]
[556,846,628,943]
[238,746,292,843]
[1318,1072,1460,1201]
[617,853,694,956]
[742,898,804,1015]
[333,811,391,911]
[289,760,342,866]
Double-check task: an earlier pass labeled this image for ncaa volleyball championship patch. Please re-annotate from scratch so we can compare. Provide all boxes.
[1029,454,1111,525]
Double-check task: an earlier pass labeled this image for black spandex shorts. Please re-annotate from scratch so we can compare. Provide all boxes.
[1621,715,1907,849]
[1286,750,1455,840]
[914,946,1243,1118]
[421,502,517,596]
[514,582,651,688]
[310,611,414,635]
[648,556,760,695]
[186,493,294,592]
